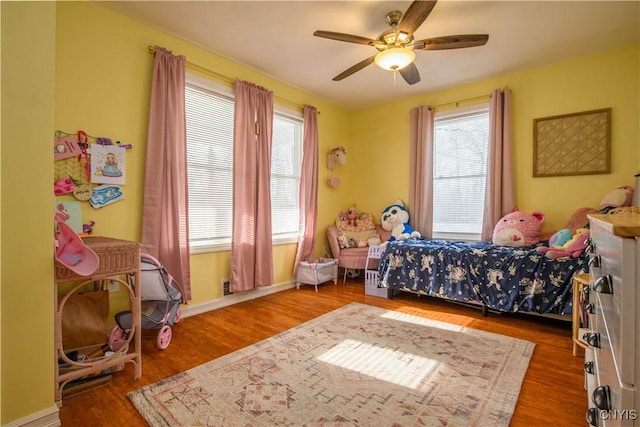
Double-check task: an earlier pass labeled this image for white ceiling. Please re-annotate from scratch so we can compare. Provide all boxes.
[101,1,640,111]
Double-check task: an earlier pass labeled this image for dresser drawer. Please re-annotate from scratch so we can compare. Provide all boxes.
[591,222,637,385]
[592,335,637,426]
[594,329,619,393]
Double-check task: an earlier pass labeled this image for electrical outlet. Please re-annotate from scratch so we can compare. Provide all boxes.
[108,280,120,293]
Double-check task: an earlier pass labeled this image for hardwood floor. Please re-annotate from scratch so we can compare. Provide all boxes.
[58,280,587,426]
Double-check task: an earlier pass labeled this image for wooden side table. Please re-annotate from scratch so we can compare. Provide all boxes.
[572,272,592,356]
[54,237,141,405]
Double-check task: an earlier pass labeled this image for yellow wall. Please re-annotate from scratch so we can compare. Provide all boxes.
[54,1,353,309]
[1,2,57,423]
[1,1,637,424]
[350,45,639,234]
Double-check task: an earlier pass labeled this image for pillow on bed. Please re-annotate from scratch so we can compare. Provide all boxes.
[492,209,545,247]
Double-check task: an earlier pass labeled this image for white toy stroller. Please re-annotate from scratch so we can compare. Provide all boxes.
[110,254,183,350]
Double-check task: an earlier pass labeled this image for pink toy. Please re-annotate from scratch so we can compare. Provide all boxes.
[54,177,76,195]
[54,205,99,276]
[600,185,634,210]
[346,207,358,227]
[538,228,590,259]
[492,209,545,247]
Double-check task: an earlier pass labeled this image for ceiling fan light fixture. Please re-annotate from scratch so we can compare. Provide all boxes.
[374,47,415,71]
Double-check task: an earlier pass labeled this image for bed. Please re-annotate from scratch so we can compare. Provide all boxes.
[377,238,589,316]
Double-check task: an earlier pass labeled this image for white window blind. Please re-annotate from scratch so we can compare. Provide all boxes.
[271,114,303,241]
[432,106,489,241]
[185,84,234,251]
[185,77,303,253]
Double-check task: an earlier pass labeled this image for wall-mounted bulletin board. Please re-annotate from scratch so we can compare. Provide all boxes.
[533,108,611,177]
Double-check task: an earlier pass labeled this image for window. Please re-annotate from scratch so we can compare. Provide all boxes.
[271,114,303,242]
[432,105,489,241]
[185,75,303,253]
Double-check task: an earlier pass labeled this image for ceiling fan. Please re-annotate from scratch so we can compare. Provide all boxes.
[313,0,489,85]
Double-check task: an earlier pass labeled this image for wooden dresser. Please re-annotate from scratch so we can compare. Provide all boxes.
[584,213,640,426]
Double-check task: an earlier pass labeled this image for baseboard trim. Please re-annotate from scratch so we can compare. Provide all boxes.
[181,280,296,318]
[4,405,60,427]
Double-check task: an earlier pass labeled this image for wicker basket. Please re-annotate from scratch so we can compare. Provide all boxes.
[55,237,140,282]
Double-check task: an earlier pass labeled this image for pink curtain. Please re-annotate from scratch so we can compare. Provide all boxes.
[293,105,319,274]
[141,46,191,301]
[481,87,514,241]
[230,80,274,291]
[409,106,435,237]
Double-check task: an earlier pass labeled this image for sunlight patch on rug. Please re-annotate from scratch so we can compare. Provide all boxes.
[381,309,467,331]
[129,302,534,427]
[317,339,440,390]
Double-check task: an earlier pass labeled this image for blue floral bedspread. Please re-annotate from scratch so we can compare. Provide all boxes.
[378,238,589,314]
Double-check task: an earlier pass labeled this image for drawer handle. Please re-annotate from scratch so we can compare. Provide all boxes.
[585,303,594,314]
[584,361,595,374]
[592,385,611,410]
[588,255,601,268]
[586,407,598,426]
[583,332,600,348]
[585,239,595,254]
[593,275,613,294]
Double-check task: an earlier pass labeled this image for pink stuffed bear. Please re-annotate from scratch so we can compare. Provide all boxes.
[538,228,590,259]
[492,209,545,247]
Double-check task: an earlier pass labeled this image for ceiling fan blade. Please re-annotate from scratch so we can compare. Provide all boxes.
[332,55,376,81]
[397,1,438,37]
[399,63,421,85]
[313,30,377,46]
[413,34,489,50]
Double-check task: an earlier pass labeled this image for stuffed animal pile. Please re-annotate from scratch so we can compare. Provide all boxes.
[489,185,634,256]
[537,228,590,259]
[380,199,421,243]
[335,205,381,248]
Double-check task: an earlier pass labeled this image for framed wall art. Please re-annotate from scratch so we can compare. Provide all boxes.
[533,108,611,177]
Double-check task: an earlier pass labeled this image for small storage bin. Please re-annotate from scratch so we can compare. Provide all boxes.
[296,258,338,292]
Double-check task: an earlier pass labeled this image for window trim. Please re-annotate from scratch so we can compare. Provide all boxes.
[185,73,302,254]
[431,102,490,242]
[434,103,489,121]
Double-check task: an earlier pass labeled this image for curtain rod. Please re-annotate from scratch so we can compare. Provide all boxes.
[433,94,491,110]
[148,46,308,113]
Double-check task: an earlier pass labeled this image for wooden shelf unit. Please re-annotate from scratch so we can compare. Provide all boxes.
[572,272,592,356]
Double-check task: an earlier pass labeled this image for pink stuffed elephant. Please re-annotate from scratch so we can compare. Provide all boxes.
[492,209,545,247]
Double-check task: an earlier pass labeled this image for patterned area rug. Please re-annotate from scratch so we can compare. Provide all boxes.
[129,303,534,426]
